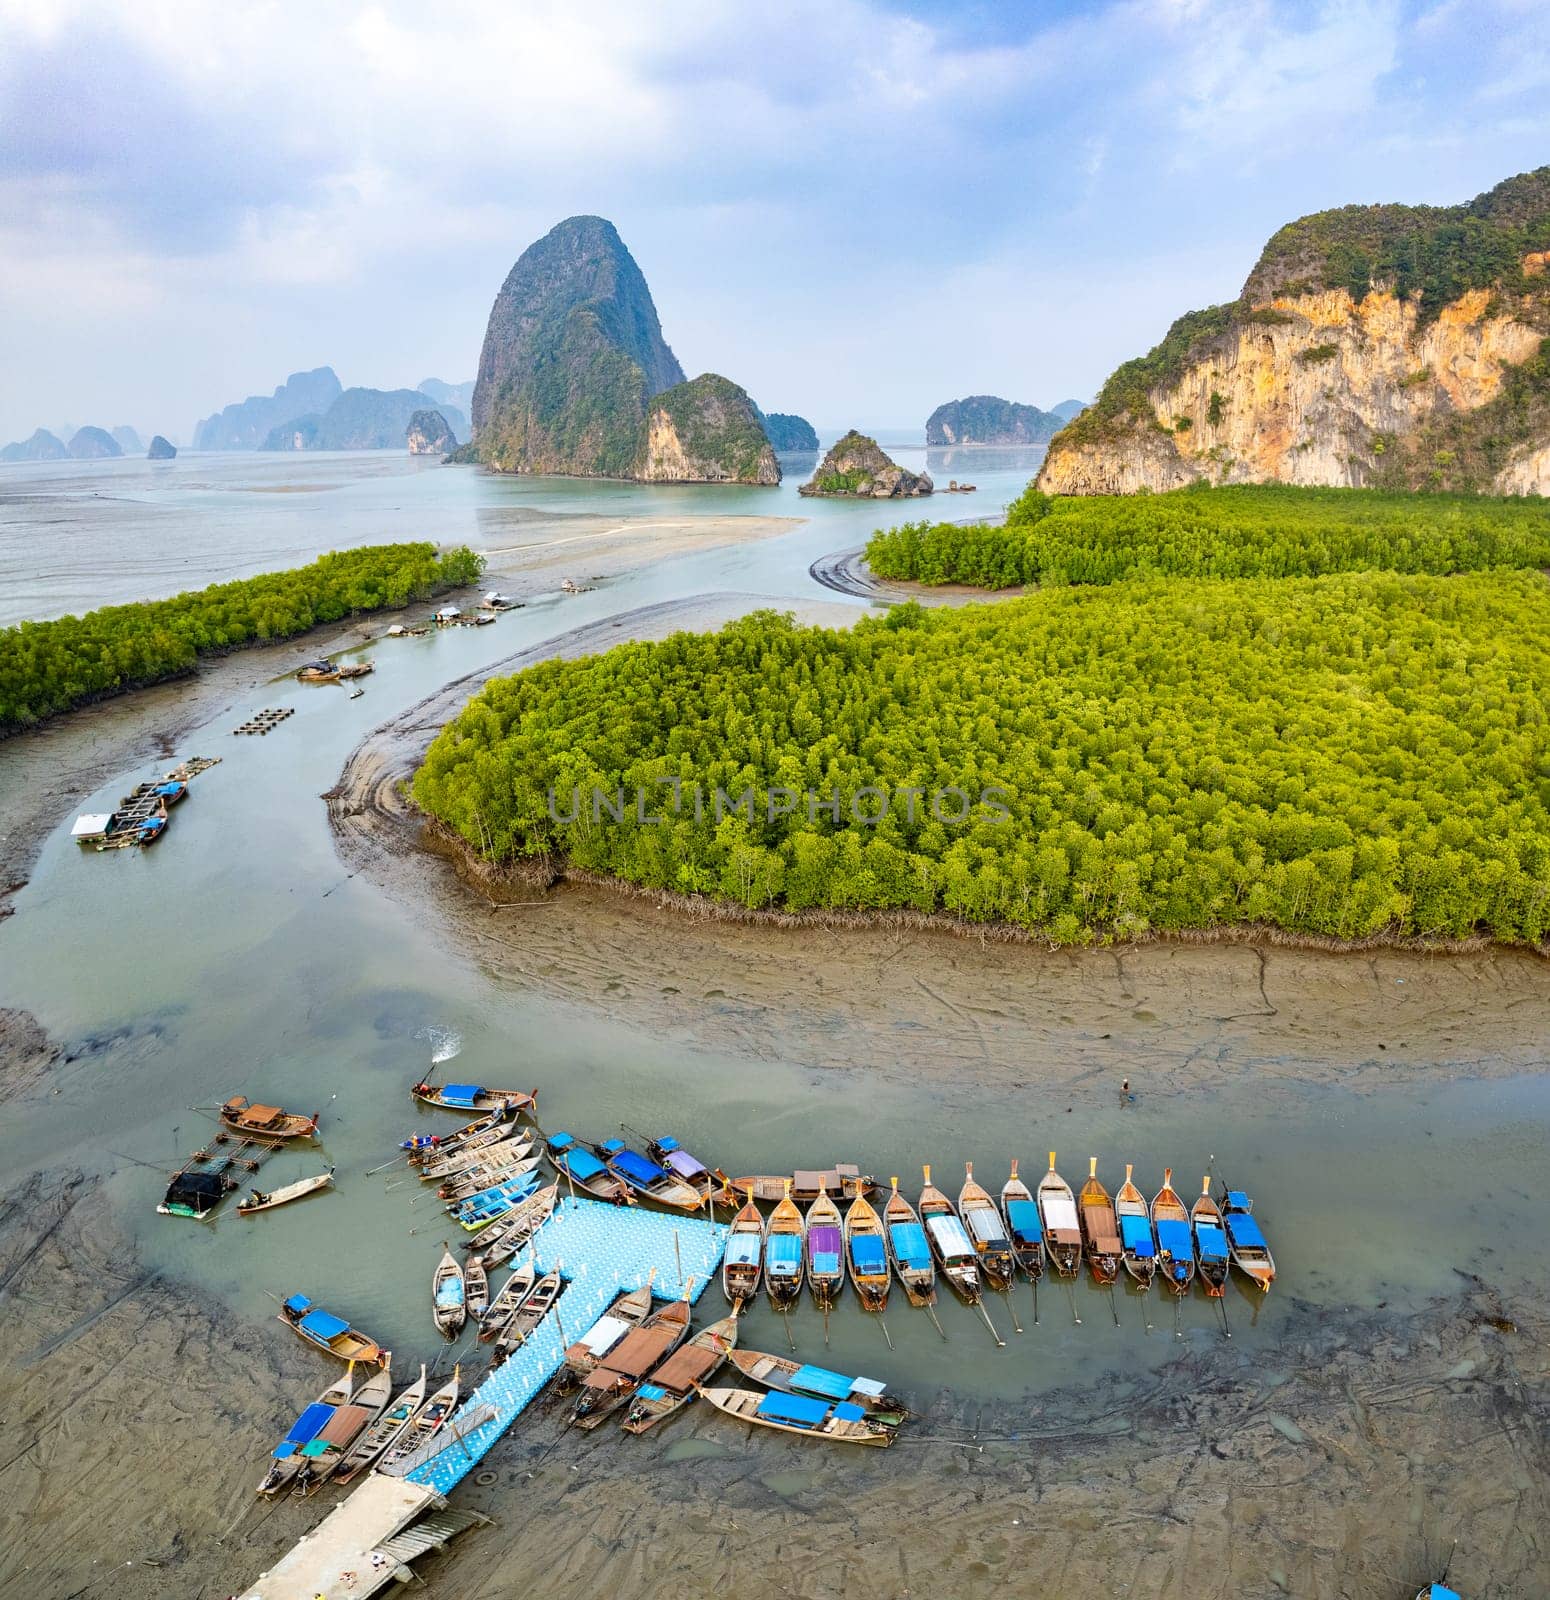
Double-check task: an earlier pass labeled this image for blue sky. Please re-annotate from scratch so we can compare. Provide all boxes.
[0,0,1547,442]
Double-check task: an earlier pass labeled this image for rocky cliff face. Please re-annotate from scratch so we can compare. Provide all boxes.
[406,408,458,456]
[635,374,779,484]
[1040,168,1550,496]
[472,216,685,477]
[67,426,122,459]
[0,428,69,463]
[147,435,177,460]
[926,395,1063,446]
[800,431,932,498]
[194,367,342,451]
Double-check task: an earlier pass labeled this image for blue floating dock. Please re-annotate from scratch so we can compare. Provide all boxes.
[405,1196,727,1495]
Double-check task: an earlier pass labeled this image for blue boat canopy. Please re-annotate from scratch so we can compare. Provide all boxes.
[440,1084,482,1108]
[890,1221,931,1271]
[767,1235,802,1275]
[1006,1199,1042,1243]
[834,1402,865,1422]
[1426,1587,1461,1600]
[850,1236,887,1273]
[1155,1218,1193,1258]
[611,1149,666,1187]
[599,1138,626,1156]
[548,1131,576,1151]
[284,1293,312,1314]
[274,1401,334,1456]
[563,1149,606,1182]
[655,1136,680,1153]
[1195,1222,1228,1261]
[725,1235,760,1266]
[758,1391,830,1427]
[1225,1191,1251,1209]
[1120,1214,1156,1257]
[637,1383,667,1402]
[792,1364,852,1401]
[299,1308,350,1342]
[1224,1212,1268,1250]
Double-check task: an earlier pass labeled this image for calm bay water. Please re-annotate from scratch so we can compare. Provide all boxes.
[2,445,1546,1410]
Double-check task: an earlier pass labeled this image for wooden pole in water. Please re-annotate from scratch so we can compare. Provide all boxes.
[878,1313,894,1351]
[1106,1282,1120,1327]
[924,1299,949,1341]
[1003,1286,1023,1335]
[673,1229,683,1288]
[1064,1277,1081,1326]
[976,1300,1005,1347]
[1032,1273,1040,1326]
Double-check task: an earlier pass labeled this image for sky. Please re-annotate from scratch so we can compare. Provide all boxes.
[1,0,1548,444]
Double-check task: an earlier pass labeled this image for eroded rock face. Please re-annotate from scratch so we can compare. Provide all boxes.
[799,430,933,497]
[146,435,177,460]
[406,408,458,456]
[194,367,342,451]
[636,374,779,484]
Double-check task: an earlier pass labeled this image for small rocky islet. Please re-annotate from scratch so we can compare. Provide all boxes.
[798,429,933,498]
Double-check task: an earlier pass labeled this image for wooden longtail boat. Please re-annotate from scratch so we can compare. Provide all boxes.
[293,1361,393,1496]
[279,1295,387,1365]
[451,1169,543,1231]
[919,1165,980,1304]
[436,1152,538,1202]
[473,1183,558,1268]
[416,1127,527,1181]
[1150,1169,1196,1296]
[696,1385,895,1447]
[593,1138,705,1211]
[805,1187,846,1310]
[883,1176,935,1307]
[334,1363,428,1485]
[479,1262,536,1341]
[729,1349,909,1423]
[220,1097,319,1141]
[718,1165,875,1205]
[1037,1154,1082,1278]
[410,1082,538,1118]
[491,1269,563,1367]
[1079,1158,1122,1285]
[378,1367,459,1477]
[721,1187,764,1308]
[1191,1176,1230,1297]
[258,1365,357,1495]
[544,1132,631,1205]
[958,1163,1014,1290]
[432,1245,466,1338]
[559,1279,655,1386]
[622,1314,738,1434]
[844,1191,891,1313]
[1115,1164,1158,1289]
[238,1167,334,1217]
[463,1254,490,1323]
[1221,1187,1276,1292]
[572,1290,692,1430]
[645,1136,716,1200]
[1000,1160,1045,1282]
[403,1105,520,1163]
[763,1180,806,1311]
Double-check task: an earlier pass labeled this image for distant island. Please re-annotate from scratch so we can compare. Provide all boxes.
[194,367,343,451]
[800,430,932,498]
[758,411,819,452]
[468,214,785,484]
[260,387,468,451]
[925,396,1065,447]
[0,428,69,463]
[406,409,457,456]
[67,426,122,460]
[147,435,177,459]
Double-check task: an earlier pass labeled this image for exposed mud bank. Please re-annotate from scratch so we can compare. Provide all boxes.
[809,544,1027,605]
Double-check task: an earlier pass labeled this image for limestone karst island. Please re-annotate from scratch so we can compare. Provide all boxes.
[1,7,1547,1600]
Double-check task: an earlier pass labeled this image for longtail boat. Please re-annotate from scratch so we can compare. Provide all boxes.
[883,1176,935,1306]
[472,1182,558,1267]
[403,1104,520,1163]
[479,1261,536,1341]
[1191,1176,1230,1296]
[572,1291,692,1429]
[416,1128,528,1181]
[377,1367,459,1476]
[958,1163,1014,1290]
[844,1191,891,1313]
[622,1313,738,1434]
[410,1082,537,1118]
[696,1385,895,1447]
[559,1278,655,1387]
[1222,1187,1276,1292]
[1078,1158,1121,1285]
[1115,1164,1158,1289]
[220,1096,319,1141]
[805,1186,846,1310]
[279,1295,387,1365]
[1000,1160,1045,1283]
[919,1165,980,1303]
[593,1138,705,1211]
[491,1269,563,1367]
[729,1349,909,1423]
[718,1165,875,1205]
[293,1360,393,1495]
[722,1187,764,1308]
[463,1254,490,1323]
[432,1245,466,1338]
[763,1180,806,1311]
[1036,1154,1082,1277]
[451,1169,543,1231]
[238,1168,334,1217]
[436,1152,538,1202]
[645,1135,717,1201]
[334,1363,429,1485]
[258,1365,357,1495]
[1150,1169,1196,1296]
[544,1132,631,1205]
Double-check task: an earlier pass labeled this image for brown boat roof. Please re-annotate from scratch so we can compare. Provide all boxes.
[316,1404,372,1446]
[649,1343,723,1392]
[596,1324,679,1379]
[237,1103,282,1124]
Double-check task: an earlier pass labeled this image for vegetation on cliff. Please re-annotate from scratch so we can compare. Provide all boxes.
[1,544,483,732]
[926,396,1064,447]
[800,431,932,497]
[414,572,1550,944]
[864,483,1550,589]
[638,374,779,483]
[759,411,819,452]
